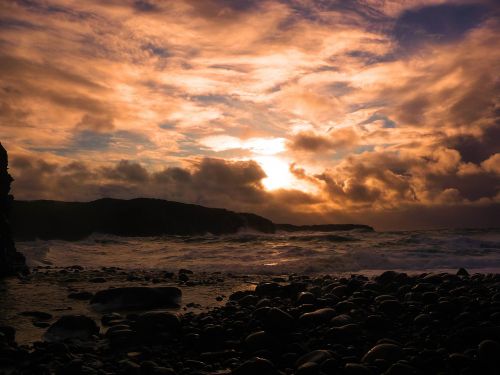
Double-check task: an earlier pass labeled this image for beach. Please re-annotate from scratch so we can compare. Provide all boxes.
[1,230,500,374]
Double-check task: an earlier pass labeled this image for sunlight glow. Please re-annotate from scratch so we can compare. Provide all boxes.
[255,156,294,190]
[200,136,286,155]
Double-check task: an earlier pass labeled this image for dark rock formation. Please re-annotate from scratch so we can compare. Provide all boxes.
[0,143,27,277]
[11,197,276,240]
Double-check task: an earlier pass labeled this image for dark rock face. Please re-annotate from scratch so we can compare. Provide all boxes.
[11,198,276,240]
[0,143,27,277]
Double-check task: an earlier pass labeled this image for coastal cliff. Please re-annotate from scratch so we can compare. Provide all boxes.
[11,198,276,240]
[0,143,27,276]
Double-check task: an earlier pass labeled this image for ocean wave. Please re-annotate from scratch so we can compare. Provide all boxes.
[15,228,500,274]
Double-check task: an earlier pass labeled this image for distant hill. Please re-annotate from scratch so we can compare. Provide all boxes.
[276,223,374,232]
[11,198,275,240]
[11,198,374,241]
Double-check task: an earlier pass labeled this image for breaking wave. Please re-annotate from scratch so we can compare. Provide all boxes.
[17,228,500,274]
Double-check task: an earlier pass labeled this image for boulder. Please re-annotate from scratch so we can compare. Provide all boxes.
[44,315,99,341]
[90,286,181,311]
[362,343,402,364]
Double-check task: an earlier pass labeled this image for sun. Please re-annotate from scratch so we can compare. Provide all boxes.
[255,156,294,190]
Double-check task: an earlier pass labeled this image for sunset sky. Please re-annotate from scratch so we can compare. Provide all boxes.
[1,0,499,230]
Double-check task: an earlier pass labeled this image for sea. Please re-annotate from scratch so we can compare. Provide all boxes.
[17,227,500,275]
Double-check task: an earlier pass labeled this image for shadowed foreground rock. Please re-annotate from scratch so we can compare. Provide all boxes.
[2,269,500,374]
[0,142,27,277]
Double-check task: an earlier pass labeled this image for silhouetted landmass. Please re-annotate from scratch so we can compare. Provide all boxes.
[276,223,374,232]
[11,198,276,240]
[11,198,373,241]
[0,143,27,277]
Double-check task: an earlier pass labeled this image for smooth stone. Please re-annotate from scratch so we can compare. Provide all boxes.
[232,357,277,375]
[344,363,373,375]
[384,362,418,375]
[328,324,361,342]
[90,286,181,311]
[245,331,278,352]
[378,300,403,315]
[44,315,99,342]
[262,308,295,333]
[331,285,349,298]
[362,344,402,364]
[255,282,282,297]
[374,295,397,303]
[297,292,316,305]
[295,350,333,367]
[448,353,474,370]
[457,268,470,277]
[299,308,336,324]
[330,314,352,326]
[296,361,320,375]
[478,340,500,368]
[238,294,259,307]
[133,311,180,336]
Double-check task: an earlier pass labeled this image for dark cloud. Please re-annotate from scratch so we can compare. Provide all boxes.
[8,153,500,230]
[290,129,358,152]
[103,160,149,183]
[76,114,115,133]
[394,4,489,48]
[446,124,500,164]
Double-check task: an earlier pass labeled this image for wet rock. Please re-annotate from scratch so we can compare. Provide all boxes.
[256,282,282,297]
[299,308,336,324]
[133,311,180,337]
[344,363,373,375]
[330,314,352,326]
[44,315,99,342]
[232,357,277,375]
[378,300,403,316]
[296,361,320,375]
[295,350,333,367]
[262,307,295,333]
[457,268,470,277]
[297,292,316,305]
[384,362,418,375]
[245,331,279,352]
[362,343,402,364]
[478,340,500,370]
[90,286,181,311]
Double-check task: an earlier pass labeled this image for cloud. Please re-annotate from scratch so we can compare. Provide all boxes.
[1,0,499,229]
[290,128,359,152]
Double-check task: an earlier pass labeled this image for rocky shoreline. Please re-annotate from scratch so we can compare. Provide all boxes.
[1,268,500,374]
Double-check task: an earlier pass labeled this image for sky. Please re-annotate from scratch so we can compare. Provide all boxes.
[1,0,499,230]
